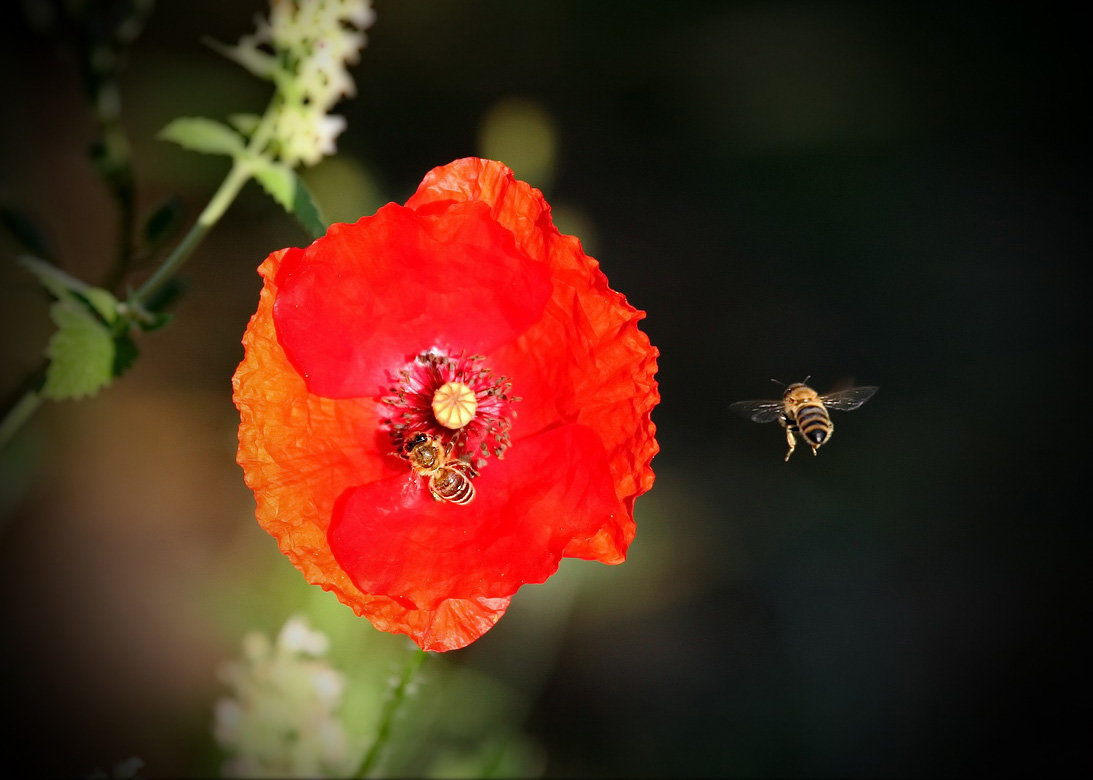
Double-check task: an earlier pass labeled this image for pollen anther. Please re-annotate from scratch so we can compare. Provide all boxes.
[383,351,515,469]
[432,381,478,429]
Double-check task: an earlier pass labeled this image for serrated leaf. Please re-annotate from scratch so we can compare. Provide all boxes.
[252,159,327,239]
[41,299,116,400]
[158,117,245,157]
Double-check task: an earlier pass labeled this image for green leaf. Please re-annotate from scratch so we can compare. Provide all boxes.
[158,117,245,157]
[204,37,276,80]
[18,255,119,323]
[112,332,140,378]
[252,159,327,239]
[142,196,183,249]
[290,176,327,239]
[41,298,116,400]
[81,288,119,323]
[228,113,262,137]
[19,255,86,300]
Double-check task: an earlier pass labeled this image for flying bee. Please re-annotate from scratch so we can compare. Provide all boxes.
[730,380,878,461]
[401,432,479,505]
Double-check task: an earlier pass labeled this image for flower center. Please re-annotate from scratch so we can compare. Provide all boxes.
[431,381,478,429]
[382,351,516,469]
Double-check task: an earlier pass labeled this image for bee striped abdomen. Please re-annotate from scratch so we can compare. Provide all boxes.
[732,380,876,460]
[430,468,476,505]
[794,403,832,446]
[402,432,479,505]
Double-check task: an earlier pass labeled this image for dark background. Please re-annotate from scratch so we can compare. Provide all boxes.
[1,1,1088,777]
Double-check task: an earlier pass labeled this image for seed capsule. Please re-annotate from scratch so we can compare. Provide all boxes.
[431,381,478,429]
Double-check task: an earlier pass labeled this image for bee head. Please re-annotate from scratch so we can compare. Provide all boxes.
[774,377,811,398]
[404,432,429,453]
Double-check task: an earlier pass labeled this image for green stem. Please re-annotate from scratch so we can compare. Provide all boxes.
[0,159,253,449]
[354,648,430,778]
[128,158,253,309]
[128,89,280,309]
[0,383,45,451]
[0,360,47,450]
[1,80,282,449]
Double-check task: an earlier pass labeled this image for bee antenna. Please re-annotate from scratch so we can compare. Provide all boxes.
[803,374,811,384]
[769,378,785,387]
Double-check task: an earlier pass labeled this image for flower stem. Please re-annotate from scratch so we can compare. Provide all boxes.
[0,159,254,450]
[354,647,430,778]
[0,382,45,451]
[128,157,253,309]
[128,88,280,310]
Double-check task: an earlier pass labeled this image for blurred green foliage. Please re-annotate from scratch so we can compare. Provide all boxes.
[1,1,1087,778]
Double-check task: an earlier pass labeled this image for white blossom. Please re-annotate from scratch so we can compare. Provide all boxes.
[213,615,355,778]
[217,0,375,166]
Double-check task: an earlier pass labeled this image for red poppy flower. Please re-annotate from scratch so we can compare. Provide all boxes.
[233,158,659,651]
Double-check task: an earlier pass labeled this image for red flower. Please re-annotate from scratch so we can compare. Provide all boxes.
[232,158,659,651]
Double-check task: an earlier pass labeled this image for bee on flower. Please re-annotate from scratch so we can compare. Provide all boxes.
[233,158,659,651]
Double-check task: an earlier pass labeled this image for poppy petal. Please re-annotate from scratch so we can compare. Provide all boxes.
[274,201,552,399]
[328,423,627,611]
[410,158,660,512]
[357,593,513,653]
[234,158,659,651]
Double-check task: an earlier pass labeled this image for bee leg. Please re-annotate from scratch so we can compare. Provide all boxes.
[784,427,797,461]
[451,459,478,479]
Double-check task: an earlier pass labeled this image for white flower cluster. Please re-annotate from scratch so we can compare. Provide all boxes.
[227,0,376,166]
[213,616,355,778]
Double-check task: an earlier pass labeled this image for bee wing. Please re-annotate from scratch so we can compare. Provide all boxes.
[729,399,786,424]
[820,386,878,412]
